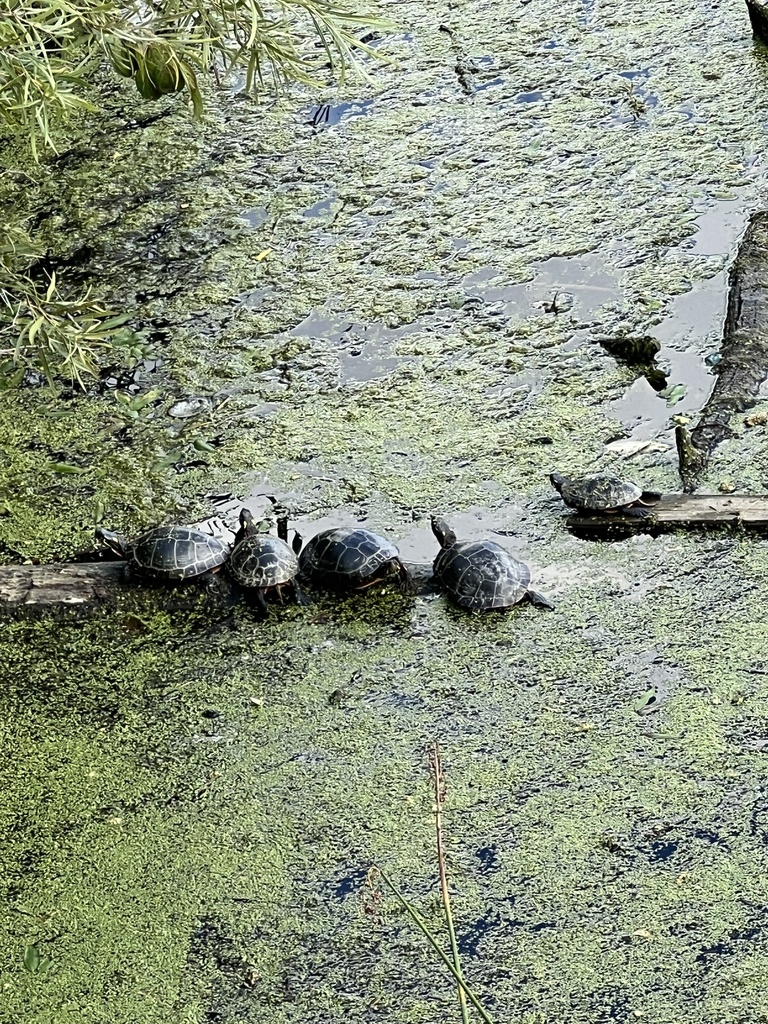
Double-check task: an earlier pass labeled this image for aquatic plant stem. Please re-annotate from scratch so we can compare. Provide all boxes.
[376,869,494,1024]
[430,740,470,1024]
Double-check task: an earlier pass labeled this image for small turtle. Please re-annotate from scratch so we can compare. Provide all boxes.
[96,525,228,580]
[550,471,652,518]
[431,517,553,612]
[228,509,302,609]
[298,526,410,591]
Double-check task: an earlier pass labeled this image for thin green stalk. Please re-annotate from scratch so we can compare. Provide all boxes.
[377,869,494,1024]
[430,740,470,1024]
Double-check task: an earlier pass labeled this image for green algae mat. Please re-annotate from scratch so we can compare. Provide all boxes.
[4,551,768,1023]
[5,0,768,1020]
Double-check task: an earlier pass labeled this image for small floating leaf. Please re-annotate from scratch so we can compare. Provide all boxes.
[168,397,212,419]
[255,249,272,262]
[192,438,217,453]
[23,944,40,973]
[658,383,686,406]
[51,463,84,475]
[634,688,660,715]
[130,389,161,411]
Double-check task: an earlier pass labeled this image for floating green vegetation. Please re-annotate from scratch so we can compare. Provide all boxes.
[3,532,768,1022]
[0,388,221,562]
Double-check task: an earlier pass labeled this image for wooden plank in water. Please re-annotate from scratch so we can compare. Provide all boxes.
[567,493,768,535]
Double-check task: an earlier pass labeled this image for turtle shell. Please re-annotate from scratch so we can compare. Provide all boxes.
[228,535,299,589]
[298,527,404,589]
[129,526,228,580]
[434,538,531,611]
[559,473,642,511]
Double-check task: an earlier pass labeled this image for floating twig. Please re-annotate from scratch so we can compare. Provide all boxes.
[371,739,494,1023]
[430,740,470,1024]
[375,868,494,1024]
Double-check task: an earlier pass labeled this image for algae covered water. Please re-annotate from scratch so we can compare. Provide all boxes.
[5,542,768,1023]
[4,0,768,1020]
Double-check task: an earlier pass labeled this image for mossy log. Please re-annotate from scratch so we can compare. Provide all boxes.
[0,562,235,619]
[680,211,768,489]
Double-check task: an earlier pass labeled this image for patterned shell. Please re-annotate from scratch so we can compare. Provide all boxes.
[129,526,228,580]
[298,527,402,587]
[434,539,531,611]
[559,473,642,511]
[228,535,299,589]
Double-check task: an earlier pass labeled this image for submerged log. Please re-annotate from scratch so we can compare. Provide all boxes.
[566,493,768,537]
[680,211,768,489]
[0,562,235,620]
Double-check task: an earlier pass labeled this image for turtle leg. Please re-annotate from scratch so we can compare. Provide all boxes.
[276,515,290,543]
[247,588,269,618]
[395,559,413,594]
[623,504,656,520]
[527,589,555,610]
[291,580,309,605]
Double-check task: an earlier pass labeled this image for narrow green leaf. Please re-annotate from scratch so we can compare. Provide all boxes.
[23,944,40,973]
[192,438,217,453]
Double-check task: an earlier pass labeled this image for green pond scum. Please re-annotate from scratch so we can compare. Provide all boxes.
[4,0,768,1020]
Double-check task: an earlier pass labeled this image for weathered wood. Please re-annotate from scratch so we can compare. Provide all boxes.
[0,562,234,619]
[682,211,768,489]
[567,493,768,536]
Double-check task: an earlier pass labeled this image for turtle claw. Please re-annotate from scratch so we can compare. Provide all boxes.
[624,505,656,520]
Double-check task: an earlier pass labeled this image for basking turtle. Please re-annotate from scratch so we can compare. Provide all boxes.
[228,509,302,609]
[550,471,652,518]
[298,526,410,591]
[431,517,553,612]
[96,525,228,580]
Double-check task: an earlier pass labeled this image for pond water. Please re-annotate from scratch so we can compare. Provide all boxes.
[3,0,768,1021]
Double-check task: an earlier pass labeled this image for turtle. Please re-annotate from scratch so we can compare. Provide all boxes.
[227,508,302,609]
[549,471,653,518]
[431,517,553,612]
[95,525,228,580]
[298,526,410,591]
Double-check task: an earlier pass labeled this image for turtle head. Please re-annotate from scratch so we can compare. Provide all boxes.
[549,471,568,494]
[431,516,457,549]
[95,527,128,559]
[233,508,257,546]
